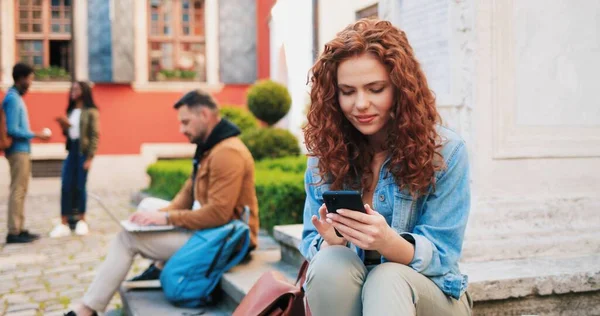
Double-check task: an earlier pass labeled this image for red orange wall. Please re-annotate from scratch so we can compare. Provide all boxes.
[0,84,249,155]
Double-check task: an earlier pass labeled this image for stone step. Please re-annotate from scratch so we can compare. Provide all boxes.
[119,287,234,316]
[462,230,600,262]
[273,224,305,267]
[272,224,600,315]
[220,249,299,305]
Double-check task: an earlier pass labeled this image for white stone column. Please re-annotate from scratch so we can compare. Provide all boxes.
[205,0,220,85]
[1,0,16,86]
[74,0,89,81]
[133,0,149,85]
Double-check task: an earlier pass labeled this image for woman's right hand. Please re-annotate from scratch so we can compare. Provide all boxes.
[311,203,347,248]
[55,116,71,129]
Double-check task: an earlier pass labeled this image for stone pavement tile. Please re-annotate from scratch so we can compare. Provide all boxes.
[15,268,43,280]
[46,275,75,288]
[44,303,65,312]
[81,261,100,272]
[0,278,17,291]
[72,254,103,265]
[30,290,58,302]
[0,263,18,272]
[5,309,38,316]
[5,303,39,313]
[17,283,46,293]
[0,273,16,281]
[76,271,97,283]
[15,277,41,286]
[0,287,16,296]
[44,264,80,275]
[61,287,85,300]
[0,254,48,267]
[1,293,30,304]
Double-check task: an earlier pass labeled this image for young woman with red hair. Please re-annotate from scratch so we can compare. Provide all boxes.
[300,19,472,315]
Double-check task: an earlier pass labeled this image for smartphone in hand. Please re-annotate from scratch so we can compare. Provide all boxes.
[322,190,366,237]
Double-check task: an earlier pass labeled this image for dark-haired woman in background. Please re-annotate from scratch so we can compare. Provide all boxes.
[50,81,100,238]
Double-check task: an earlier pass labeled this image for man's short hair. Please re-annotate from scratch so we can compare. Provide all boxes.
[12,63,34,82]
[173,89,218,110]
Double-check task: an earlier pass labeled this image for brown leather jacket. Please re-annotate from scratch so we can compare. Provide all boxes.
[160,137,260,248]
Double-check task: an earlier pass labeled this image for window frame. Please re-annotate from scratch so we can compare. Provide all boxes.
[356,3,379,20]
[14,0,72,70]
[147,0,207,82]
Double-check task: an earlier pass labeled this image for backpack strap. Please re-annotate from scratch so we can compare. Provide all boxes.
[205,220,251,278]
[222,220,251,272]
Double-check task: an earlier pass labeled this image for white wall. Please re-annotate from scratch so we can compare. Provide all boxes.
[269,0,314,148]
[462,0,600,261]
[473,0,600,198]
[318,0,379,50]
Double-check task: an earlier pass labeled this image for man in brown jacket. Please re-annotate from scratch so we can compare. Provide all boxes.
[71,90,259,316]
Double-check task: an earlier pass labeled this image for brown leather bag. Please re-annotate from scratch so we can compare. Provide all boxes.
[0,108,12,151]
[233,261,310,316]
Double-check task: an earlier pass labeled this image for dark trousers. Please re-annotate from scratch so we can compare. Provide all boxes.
[61,140,88,217]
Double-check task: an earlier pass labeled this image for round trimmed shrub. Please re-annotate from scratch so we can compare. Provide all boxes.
[247,80,292,126]
[241,128,301,161]
[220,106,259,135]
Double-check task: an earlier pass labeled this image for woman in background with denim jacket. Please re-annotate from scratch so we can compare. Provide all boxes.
[300,19,472,315]
[50,81,100,238]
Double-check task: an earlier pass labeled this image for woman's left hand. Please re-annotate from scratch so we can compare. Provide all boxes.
[83,158,92,171]
[326,204,394,251]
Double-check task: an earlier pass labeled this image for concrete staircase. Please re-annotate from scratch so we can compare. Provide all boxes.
[120,224,600,315]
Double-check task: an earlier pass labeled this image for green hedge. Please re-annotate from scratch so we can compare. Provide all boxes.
[241,128,301,161]
[145,155,308,233]
[255,155,307,173]
[220,106,259,136]
[146,159,192,200]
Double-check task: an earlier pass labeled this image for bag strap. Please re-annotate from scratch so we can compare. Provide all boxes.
[222,221,251,272]
[232,205,250,224]
[205,224,238,277]
[295,260,310,287]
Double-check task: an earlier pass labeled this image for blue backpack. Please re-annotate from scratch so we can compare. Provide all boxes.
[160,219,250,307]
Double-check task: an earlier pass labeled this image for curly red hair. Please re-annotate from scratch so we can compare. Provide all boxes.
[304,19,443,197]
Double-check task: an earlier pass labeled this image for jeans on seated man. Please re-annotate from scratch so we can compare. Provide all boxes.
[68,90,260,316]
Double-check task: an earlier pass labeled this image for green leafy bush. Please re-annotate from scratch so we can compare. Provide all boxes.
[145,155,308,233]
[247,80,292,126]
[241,128,300,161]
[35,66,70,81]
[220,106,259,135]
[157,69,197,80]
[180,70,197,79]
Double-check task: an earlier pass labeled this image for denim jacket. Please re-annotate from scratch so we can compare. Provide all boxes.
[2,87,34,155]
[299,126,471,299]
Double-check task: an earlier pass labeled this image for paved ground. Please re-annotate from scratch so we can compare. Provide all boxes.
[0,178,151,315]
